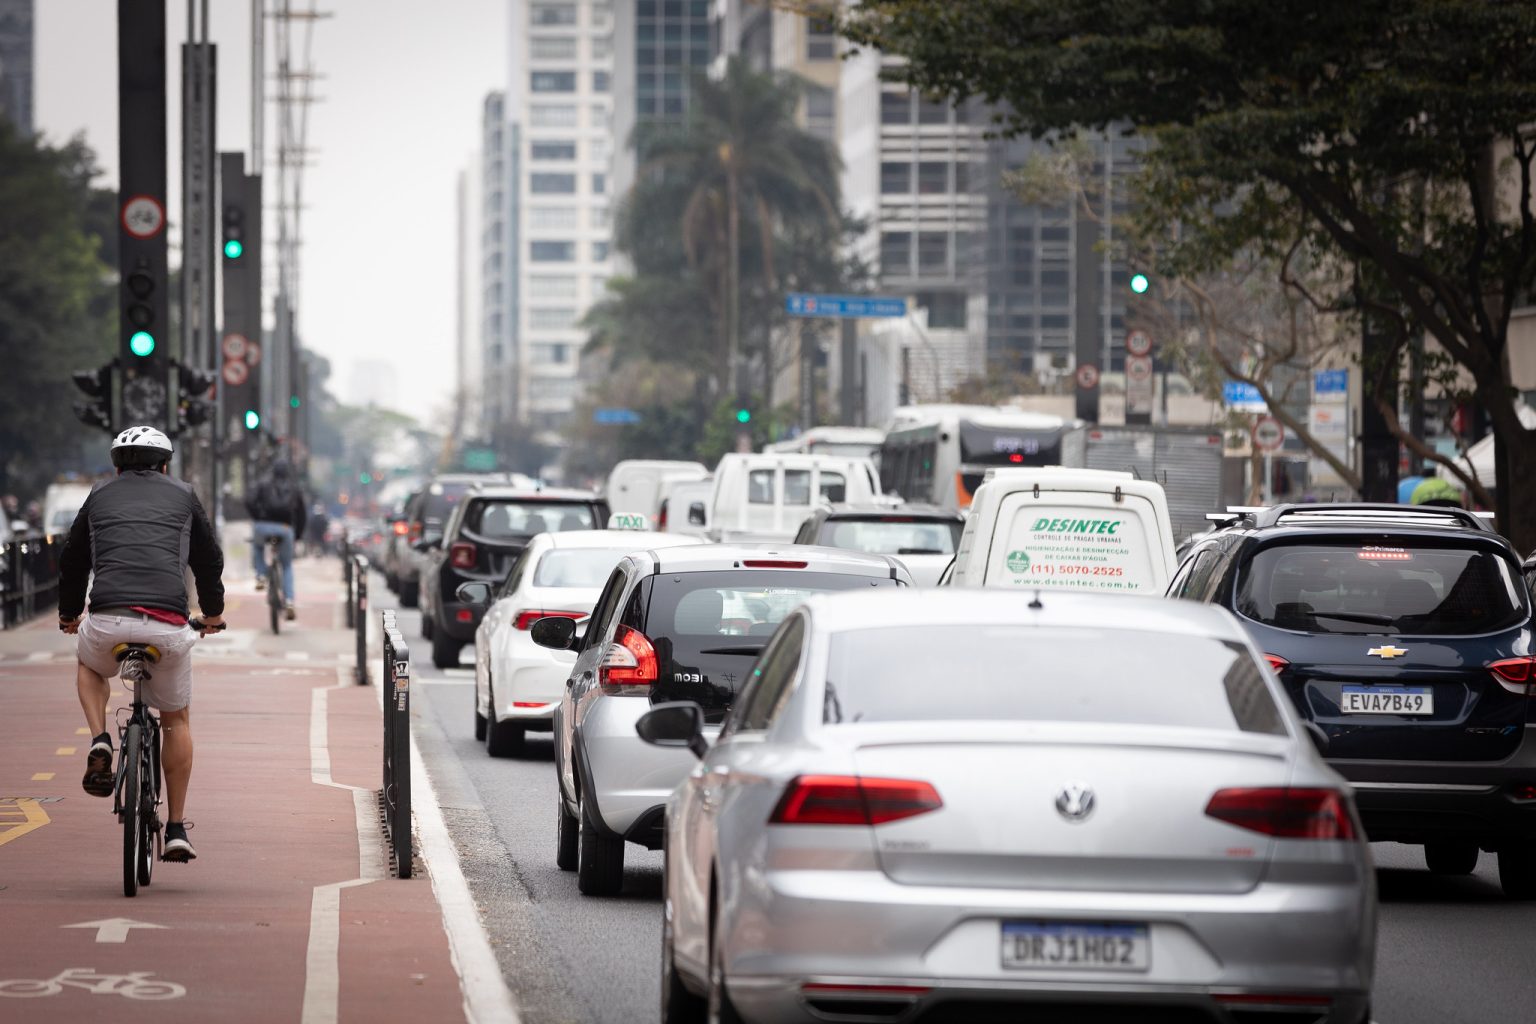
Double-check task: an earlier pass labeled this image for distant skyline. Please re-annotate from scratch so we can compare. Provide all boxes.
[32,0,508,425]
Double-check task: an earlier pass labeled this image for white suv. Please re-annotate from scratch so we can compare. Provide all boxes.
[531,545,911,895]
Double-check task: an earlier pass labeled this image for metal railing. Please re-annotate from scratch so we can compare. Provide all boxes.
[381,609,413,878]
[1,533,64,629]
[351,555,368,684]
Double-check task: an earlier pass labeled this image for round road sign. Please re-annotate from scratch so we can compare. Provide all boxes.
[222,333,249,361]
[121,195,166,239]
[1252,415,1285,452]
[244,341,262,367]
[1126,354,1153,383]
[222,360,249,387]
[1126,329,1153,357]
[1075,363,1100,390]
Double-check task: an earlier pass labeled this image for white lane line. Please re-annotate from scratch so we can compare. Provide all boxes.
[25,652,52,663]
[301,671,387,1024]
[365,609,522,1024]
[286,651,312,661]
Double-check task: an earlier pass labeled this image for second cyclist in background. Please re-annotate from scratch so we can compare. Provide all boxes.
[246,459,307,621]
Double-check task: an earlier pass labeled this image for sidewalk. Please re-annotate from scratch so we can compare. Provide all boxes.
[0,552,507,1023]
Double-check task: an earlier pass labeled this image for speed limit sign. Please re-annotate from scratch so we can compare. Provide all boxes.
[222,333,249,361]
[1126,329,1152,357]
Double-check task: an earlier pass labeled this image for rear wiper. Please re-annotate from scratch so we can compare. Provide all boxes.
[699,645,765,655]
[897,548,946,555]
[1312,610,1396,626]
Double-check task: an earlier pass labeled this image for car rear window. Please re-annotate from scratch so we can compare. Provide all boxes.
[824,627,1286,734]
[1237,541,1528,636]
[533,548,635,588]
[418,483,471,524]
[462,500,596,540]
[821,516,961,555]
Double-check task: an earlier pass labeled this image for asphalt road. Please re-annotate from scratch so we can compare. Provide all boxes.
[379,581,1536,1024]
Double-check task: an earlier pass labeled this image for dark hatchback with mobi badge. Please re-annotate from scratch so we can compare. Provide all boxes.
[1170,504,1536,897]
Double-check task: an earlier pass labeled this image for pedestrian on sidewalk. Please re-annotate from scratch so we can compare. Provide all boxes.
[56,426,226,863]
[247,459,307,620]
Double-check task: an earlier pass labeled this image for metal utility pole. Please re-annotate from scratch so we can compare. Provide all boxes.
[181,0,218,509]
[1356,268,1399,502]
[117,0,172,433]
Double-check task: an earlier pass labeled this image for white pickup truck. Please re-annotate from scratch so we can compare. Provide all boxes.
[689,453,883,543]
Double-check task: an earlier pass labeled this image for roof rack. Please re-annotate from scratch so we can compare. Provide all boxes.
[1252,503,1494,533]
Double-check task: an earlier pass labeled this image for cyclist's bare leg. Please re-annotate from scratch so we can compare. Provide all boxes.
[76,662,110,738]
[160,706,192,822]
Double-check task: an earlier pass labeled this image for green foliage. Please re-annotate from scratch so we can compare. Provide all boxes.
[0,122,117,499]
[839,0,1536,545]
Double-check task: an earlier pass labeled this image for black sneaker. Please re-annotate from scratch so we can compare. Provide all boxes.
[284,603,297,622]
[163,821,197,862]
[81,734,113,798]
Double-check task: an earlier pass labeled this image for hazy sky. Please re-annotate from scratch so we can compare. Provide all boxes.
[33,0,508,424]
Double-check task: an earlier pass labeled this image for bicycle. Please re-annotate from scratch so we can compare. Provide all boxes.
[264,534,284,635]
[112,618,224,898]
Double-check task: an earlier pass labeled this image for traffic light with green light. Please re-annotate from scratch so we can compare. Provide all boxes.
[735,408,752,424]
[222,203,245,261]
[244,409,261,431]
[289,395,301,409]
[1129,272,1150,294]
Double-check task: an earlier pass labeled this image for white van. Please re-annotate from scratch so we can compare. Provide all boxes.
[946,467,1177,595]
[694,453,881,542]
[659,477,713,536]
[43,482,94,536]
[603,460,710,518]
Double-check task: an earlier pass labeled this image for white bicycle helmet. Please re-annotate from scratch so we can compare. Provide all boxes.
[111,425,174,469]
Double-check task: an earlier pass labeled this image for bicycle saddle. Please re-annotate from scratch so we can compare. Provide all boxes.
[111,642,163,663]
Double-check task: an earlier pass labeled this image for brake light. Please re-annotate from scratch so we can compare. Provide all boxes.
[450,542,477,569]
[770,775,942,826]
[513,609,586,631]
[408,521,423,542]
[599,625,657,687]
[657,503,668,529]
[1205,788,1357,840]
[1008,453,1023,463]
[742,559,807,569]
[513,701,552,708]
[392,521,409,536]
[1264,654,1289,673]
[1489,657,1536,695]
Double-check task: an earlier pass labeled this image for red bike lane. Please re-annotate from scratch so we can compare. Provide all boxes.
[0,558,484,1023]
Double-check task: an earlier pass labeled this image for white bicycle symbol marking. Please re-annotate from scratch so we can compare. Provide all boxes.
[0,968,186,1000]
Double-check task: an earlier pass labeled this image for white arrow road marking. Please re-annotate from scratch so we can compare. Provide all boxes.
[63,919,168,944]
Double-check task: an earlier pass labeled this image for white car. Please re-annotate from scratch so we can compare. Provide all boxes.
[465,528,704,756]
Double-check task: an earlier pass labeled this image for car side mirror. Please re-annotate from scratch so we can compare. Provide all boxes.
[688,501,707,526]
[456,581,493,607]
[530,615,579,651]
[636,701,709,760]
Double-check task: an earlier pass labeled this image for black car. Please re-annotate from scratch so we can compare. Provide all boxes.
[417,485,609,668]
[385,474,500,607]
[1170,503,1536,897]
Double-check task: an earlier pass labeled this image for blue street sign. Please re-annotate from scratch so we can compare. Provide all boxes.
[1313,368,1348,395]
[785,293,908,319]
[593,408,642,425]
[1222,381,1267,411]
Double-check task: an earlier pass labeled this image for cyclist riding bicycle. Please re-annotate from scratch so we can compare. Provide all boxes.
[246,458,306,620]
[57,426,225,863]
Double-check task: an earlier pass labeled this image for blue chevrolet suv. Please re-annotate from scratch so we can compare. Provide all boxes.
[1170,504,1536,897]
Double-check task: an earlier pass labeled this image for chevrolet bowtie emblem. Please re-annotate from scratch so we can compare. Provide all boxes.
[1368,645,1408,659]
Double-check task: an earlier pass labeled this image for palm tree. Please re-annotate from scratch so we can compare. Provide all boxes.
[634,58,843,397]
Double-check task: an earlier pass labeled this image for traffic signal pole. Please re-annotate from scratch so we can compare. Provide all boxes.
[117,0,171,433]
[220,152,263,507]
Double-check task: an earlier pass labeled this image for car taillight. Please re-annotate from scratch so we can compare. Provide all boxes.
[1489,657,1536,695]
[769,775,942,826]
[1205,787,1357,840]
[742,559,808,569]
[408,521,423,542]
[1264,654,1289,674]
[513,609,585,631]
[657,503,668,529]
[392,521,409,536]
[598,625,657,688]
[450,542,476,569]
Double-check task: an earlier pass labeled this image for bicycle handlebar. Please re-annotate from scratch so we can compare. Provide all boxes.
[188,618,226,634]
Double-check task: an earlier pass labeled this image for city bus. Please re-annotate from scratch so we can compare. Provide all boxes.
[763,426,886,461]
[879,407,1084,509]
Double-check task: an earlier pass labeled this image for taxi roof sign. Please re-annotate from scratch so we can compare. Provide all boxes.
[610,513,650,531]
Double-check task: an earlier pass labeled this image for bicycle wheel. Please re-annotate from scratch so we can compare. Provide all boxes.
[268,562,282,635]
[122,723,141,898]
[136,724,157,886]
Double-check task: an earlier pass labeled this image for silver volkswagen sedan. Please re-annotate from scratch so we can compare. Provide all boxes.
[639,589,1376,1024]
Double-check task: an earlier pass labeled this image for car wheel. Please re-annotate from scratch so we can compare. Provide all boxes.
[576,799,624,896]
[431,631,461,670]
[662,845,706,1024]
[1497,841,1536,899]
[485,681,525,757]
[473,684,487,741]
[399,580,419,608]
[385,571,399,594]
[707,891,745,1024]
[1425,841,1479,875]
[556,790,578,871]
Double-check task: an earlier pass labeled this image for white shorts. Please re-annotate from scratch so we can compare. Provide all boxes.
[77,610,197,712]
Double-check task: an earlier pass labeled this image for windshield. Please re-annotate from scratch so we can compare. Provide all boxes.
[1237,541,1528,635]
[464,500,596,540]
[820,516,961,555]
[824,626,1286,734]
[533,548,635,588]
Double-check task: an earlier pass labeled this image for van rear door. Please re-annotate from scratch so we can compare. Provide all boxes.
[982,490,1170,594]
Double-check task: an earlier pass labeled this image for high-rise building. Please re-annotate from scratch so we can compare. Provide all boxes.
[610,0,714,205]
[478,92,517,442]
[0,0,33,136]
[455,160,484,444]
[507,0,615,441]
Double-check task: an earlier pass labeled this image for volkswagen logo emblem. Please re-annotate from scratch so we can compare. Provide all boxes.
[1055,782,1096,823]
